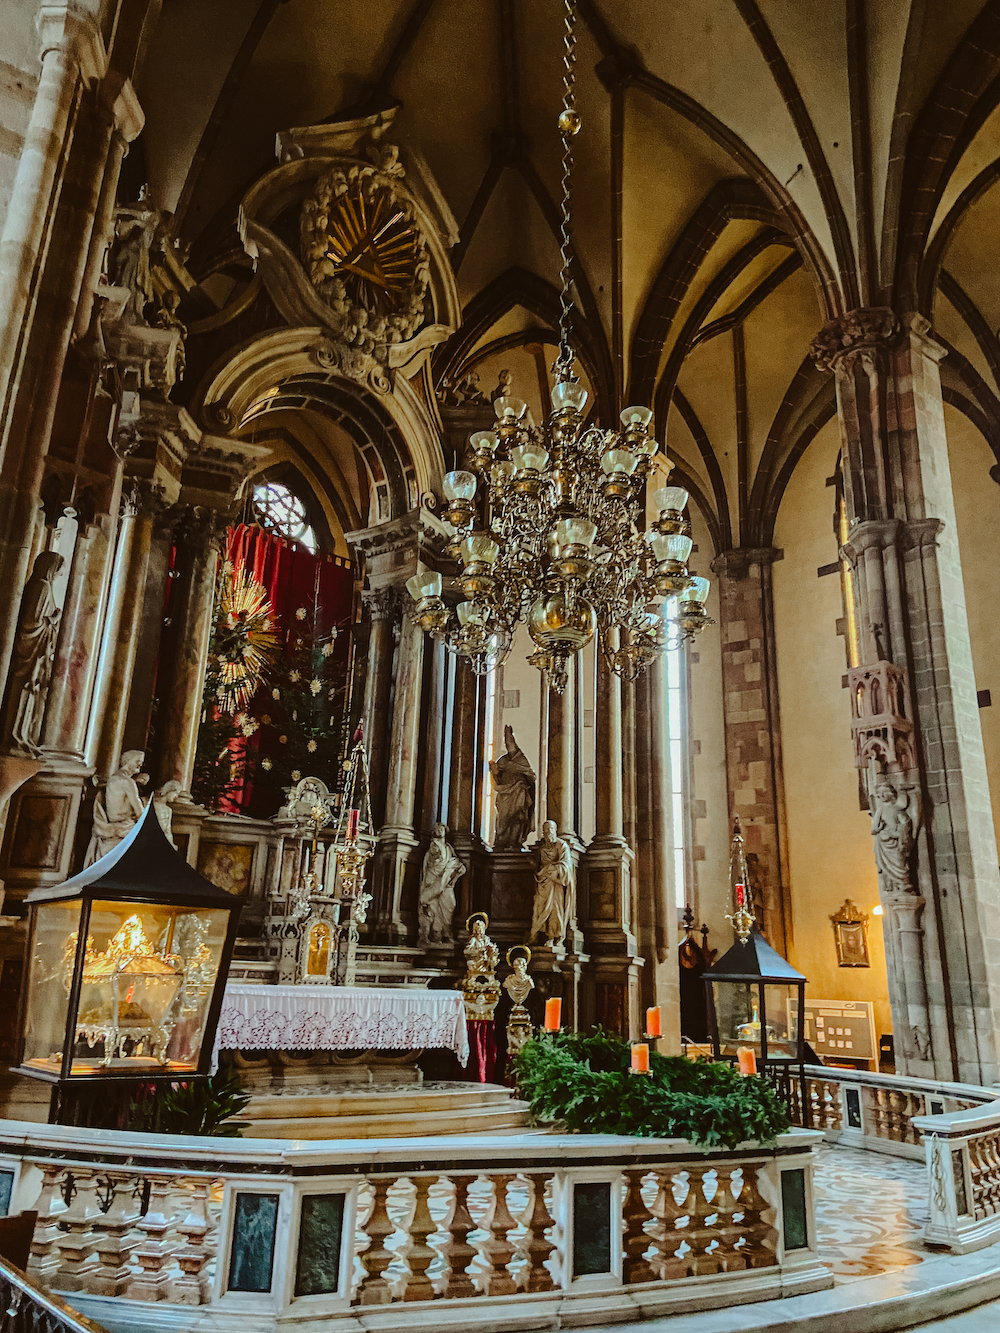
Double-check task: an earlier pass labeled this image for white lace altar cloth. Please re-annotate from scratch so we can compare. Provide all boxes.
[213,983,469,1069]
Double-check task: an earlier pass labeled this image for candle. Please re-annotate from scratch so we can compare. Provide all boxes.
[347,808,360,839]
[631,1043,650,1073]
[736,883,745,906]
[737,1046,757,1076]
[645,1006,662,1037]
[543,997,562,1032]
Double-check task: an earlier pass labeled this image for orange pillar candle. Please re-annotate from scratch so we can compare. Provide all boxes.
[631,1043,650,1073]
[543,997,562,1032]
[737,1046,757,1076]
[645,1006,662,1037]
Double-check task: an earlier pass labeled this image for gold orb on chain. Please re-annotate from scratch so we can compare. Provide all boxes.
[558,108,582,136]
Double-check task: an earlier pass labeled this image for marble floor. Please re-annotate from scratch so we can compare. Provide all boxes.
[811,1142,928,1283]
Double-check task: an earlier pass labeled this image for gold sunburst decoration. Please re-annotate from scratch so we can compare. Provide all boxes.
[214,570,281,713]
[324,181,419,305]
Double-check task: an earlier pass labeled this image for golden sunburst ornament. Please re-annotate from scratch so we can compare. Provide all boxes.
[324,182,419,304]
[214,571,280,713]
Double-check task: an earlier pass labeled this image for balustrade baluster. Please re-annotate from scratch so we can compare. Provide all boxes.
[128,1177,178,1301]
[736,1166,777,1268]
[710,1167,749,1272]
[439,1175,478,1299]
[55,1170,101,1291]
[622,1169,655,1283]
[401,1175,438,1302]
[649,1169,689,1279]
[89,1175,140,1297]
[520,1173,556,1292]
[27,1165,68,1285]
[356,1177,396,1305]
[477,1174,517,1296]
[682,1167,722,1275]
[171,1178,214,1304]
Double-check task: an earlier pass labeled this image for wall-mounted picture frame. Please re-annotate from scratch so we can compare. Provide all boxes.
[830,899,870,968]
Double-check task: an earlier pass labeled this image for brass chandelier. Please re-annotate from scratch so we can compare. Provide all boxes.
[408,0,713,693]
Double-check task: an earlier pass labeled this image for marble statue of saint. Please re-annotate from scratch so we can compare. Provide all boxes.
[490,725,536,849]
[1,551,64,755]
[153,779,183,848]
[870,778,920,895]
[85,750,147,866]
[155,290,187,387]
[418,823,465,944]
[110,188,160,324]
[531,819,574,946]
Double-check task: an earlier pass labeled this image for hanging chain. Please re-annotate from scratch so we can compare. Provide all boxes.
[555,0,580,380]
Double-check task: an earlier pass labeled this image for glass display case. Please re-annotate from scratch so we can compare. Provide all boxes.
[17,802,240,1107]
[703,929,808,1068]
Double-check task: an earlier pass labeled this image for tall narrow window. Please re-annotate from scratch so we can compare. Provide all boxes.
[836,474,860,667]
[666,604,688,907]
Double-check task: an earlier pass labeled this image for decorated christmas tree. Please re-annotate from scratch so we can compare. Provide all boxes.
[252,581,350,808]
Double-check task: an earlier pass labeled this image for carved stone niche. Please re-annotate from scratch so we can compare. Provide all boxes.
[847,660,914,774]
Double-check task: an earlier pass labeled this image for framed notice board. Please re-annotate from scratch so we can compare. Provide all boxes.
[790,998,877,1066]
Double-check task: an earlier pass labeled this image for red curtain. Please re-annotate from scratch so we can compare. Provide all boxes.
[220,525,354,816]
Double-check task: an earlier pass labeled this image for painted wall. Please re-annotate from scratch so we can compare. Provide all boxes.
[771,417,891,1042]
[944,403,1000,841]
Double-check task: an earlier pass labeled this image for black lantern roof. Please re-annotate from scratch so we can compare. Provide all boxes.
[25,801,237,908]
[703,927,806,984]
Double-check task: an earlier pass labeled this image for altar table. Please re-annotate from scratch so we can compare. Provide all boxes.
[213,983,469,1068]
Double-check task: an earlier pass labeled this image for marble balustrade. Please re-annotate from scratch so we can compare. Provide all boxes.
[0,1120,829,1331]
[791,1064,1000,1257]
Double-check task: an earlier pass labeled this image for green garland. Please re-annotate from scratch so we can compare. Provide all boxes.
[514,1029,791,1150]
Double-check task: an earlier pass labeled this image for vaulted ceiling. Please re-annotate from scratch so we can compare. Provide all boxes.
[137,0,1000,553]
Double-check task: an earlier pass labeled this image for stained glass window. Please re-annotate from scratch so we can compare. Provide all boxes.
[253,481,316,552]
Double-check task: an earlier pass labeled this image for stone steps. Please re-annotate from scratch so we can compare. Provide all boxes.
[234,1080,532,1139]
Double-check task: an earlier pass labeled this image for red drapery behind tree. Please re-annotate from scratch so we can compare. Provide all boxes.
[221,525,354,817]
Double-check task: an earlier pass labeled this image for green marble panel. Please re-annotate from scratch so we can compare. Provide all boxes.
[294,1192,346,1297]
[228,1192,279,1293]
[573,1180,612,1276]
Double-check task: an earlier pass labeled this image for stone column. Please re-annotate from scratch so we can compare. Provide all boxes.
[372,608,424,942]
[448,657,481,850]
[155,510,222,791]
[546,673,576,840]
[581,638,640,1036]
[419,636,448,836]
[361,589,398,830]
[814,308,1000,1084]
[121,508,177,756]
[0,5,104,425]
[87,483,162,778]
[709,547,790,953]
[632,659,681,1046]
[41,512,117,761]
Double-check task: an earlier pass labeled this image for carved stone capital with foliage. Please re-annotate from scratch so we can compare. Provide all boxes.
[810,307,900,375]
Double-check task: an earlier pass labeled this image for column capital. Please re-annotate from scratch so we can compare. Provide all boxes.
[362,586,406,622]
[37,2,106,82]
[710,546,783,580]
[809,307,899,374]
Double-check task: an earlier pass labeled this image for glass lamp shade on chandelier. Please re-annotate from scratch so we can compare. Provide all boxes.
[407,0,713,693]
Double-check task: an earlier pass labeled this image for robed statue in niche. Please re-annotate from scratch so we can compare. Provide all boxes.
[417,823,465,944]
[85,750,147,866]
[531,819,575,946]
[490,725,536,850]
[1,551,64,755]
[870,777,920,895]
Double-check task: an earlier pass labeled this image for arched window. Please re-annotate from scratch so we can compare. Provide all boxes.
[253,480,317,552]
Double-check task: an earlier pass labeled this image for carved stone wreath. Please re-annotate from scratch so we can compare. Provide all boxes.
[300,143,430,370]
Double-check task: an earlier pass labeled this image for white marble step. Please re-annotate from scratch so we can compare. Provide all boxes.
[236,1100,532,1139]
[244,1082,519,1118]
